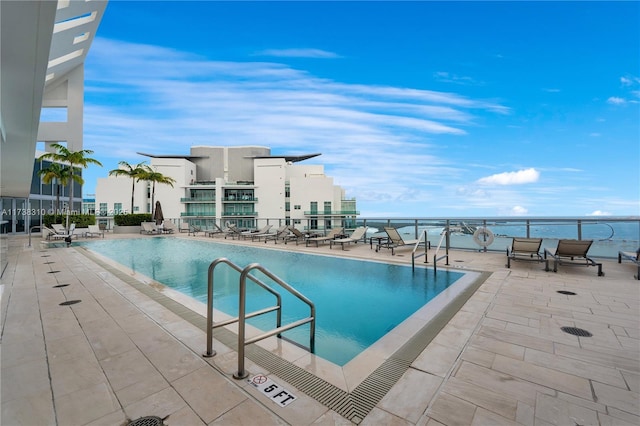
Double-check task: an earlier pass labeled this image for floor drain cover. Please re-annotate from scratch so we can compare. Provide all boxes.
[59,300,81,306]
[48,270,60,274]
[53,284,70,288]
[128,416,164,426]
[44,261,55,264]
[557,290,577,295]
[561,326,592,337]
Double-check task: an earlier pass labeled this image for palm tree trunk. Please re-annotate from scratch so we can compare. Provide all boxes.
[151,182,156,217]
[131,179,135,213]
[66,168,73,230]
[55,183,61,223]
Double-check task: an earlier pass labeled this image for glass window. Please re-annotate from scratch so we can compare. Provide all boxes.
[31,161,41,194]
[114,203,122,214]
[99,203,107,216]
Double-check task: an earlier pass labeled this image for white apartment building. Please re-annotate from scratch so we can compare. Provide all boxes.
[95,146,358,231]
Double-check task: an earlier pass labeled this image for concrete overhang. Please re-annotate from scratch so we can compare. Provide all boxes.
[0,0,57,197]
[0,0,107,198]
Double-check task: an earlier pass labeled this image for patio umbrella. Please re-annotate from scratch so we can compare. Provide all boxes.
[153,201,164,225]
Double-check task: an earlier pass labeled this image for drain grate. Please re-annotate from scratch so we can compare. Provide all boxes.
[127,416,164,426]
[43,261,55,264]
[47,270,60,274]
[557,290,577,295]
[561,326,592,337]
[59,300,81,306]
[53,284,70,288]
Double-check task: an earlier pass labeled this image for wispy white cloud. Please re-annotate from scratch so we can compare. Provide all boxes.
[433,71,482,86]
[84,38,634,217]
[476,168,540,186]
[588,210,612,216]
[510,205,529,215]
[84,38,509,209]
[620,75,640,86]
[253,48,342,58]
[607,96,626,105]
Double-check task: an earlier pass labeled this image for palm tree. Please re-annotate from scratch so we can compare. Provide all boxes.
[39,143,103,230]
[38,162,70,221]
[108,161,147,214]
[140,165,176,217]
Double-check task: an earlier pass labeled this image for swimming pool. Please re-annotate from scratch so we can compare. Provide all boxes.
[81,237,466,365]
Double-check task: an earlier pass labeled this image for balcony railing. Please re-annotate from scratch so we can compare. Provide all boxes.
[180,197,216,202]
[180,212,216,217]
[223,197,257,202]
[222,211,258,216]
[355,217,639,259]
[304,210,360,216]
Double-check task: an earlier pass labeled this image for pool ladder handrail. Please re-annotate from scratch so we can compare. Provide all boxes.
[204,258,282,358]
[432,224,451,273]
[203,258,316,381]
[410,229,431,270]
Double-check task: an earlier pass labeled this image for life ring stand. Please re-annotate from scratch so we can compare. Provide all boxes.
[473,227,494,248]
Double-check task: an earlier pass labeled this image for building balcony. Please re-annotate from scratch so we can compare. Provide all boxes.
[304,210,360,216]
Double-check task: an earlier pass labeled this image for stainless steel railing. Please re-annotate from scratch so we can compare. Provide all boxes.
[202,258,315,380]
[234,263,315,379]
[203,258,283,358]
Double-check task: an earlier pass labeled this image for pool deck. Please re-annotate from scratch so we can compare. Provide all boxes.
[2,232,639,425]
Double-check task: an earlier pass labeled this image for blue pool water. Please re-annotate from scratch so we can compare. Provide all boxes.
[81,238,464,365]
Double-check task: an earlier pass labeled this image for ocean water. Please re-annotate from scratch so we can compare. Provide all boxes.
[368,221,639,258]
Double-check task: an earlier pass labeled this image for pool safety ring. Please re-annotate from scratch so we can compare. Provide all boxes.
[473,227,494,247]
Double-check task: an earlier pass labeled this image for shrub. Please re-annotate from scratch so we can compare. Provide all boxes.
[114,213,152,226]
[44,214,95,228]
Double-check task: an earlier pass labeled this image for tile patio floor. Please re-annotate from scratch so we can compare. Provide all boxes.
[1,232,638,425]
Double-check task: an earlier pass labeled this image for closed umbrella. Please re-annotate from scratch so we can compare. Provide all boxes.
[153,201,164,225]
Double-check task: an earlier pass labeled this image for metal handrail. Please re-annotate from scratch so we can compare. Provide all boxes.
[410,229,430,270]
[203,258,282,358]
[234,263,315,379]
[28,225,43,247]
[433,224,451,273]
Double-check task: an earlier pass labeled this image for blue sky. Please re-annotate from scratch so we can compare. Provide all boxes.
[80,1,640,217]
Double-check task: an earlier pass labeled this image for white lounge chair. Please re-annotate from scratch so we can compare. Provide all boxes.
[86,224,104,238]
[51,223,67,234]
[140,222,160,234]
[306,227,344,247]
[330,226,368,250]
[283,227,313,245]
[162,221,177,234]
[43,226,69,241]
[380,227,422,255]
[618,249,639,280]
[240,224,273,240]
[258,225,290,243]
